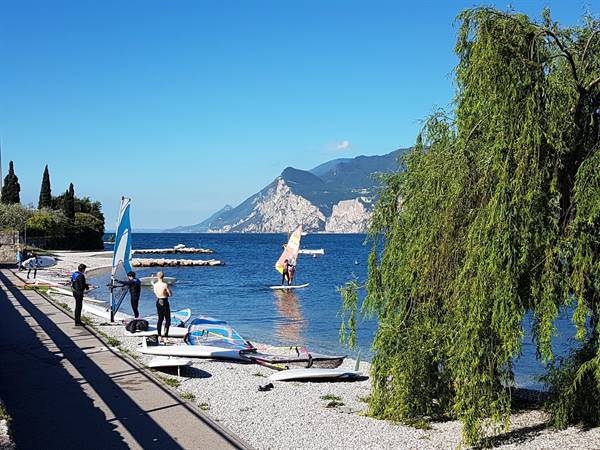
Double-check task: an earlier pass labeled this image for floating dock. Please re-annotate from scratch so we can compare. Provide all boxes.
[131,258,224,267]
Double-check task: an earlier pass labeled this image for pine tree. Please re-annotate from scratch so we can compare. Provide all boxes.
[38,165,52,209]
[62,183,75,220]
[1,161,21,204]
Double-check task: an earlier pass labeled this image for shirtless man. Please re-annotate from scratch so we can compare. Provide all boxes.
[153,272,173,341]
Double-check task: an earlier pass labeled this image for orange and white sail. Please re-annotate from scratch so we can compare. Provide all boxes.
[275,225,302,274]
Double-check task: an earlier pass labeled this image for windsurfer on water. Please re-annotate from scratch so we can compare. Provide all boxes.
[288,257,296,286]
[281,259,290,286]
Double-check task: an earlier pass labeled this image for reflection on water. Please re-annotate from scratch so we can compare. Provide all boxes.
[273,290,307,344]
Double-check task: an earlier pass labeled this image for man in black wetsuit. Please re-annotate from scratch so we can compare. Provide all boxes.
[121,271,141,318]
[71,263,90,326]
[281,259,290,286]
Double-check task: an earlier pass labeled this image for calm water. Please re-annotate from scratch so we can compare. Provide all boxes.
[94,233,579,389]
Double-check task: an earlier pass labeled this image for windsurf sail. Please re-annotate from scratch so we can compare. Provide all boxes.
[110,197,133,321]
[185,316,254,351]
[275,225,302,274]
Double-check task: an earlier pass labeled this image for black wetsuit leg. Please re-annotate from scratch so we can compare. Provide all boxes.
[156,299,171,337]
[163,300,171,337]
[73,292,84,324]
[131,295,140,318]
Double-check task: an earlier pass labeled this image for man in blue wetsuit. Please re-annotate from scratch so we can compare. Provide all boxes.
[120,271,142,318]
[71,264,90,326]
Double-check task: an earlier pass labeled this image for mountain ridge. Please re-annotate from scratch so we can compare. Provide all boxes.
[165,149,407,233]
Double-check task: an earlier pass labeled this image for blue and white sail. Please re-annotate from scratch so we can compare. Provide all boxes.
[110,197,133,321]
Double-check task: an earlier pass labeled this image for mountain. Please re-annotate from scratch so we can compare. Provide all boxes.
[167,149,407,233]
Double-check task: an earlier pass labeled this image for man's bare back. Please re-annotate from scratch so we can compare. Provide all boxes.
[153,279,172,299]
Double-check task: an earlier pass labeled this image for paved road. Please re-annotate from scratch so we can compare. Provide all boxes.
[0,268,249,450]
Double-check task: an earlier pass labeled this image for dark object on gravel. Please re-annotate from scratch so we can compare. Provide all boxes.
[258,383,274,392]
[126,319,149,333]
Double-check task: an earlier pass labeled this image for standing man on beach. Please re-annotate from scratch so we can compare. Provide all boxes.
[120,271,141,318]
[27,254,39,279]
[153,272,172,341]
[71,263,90,326]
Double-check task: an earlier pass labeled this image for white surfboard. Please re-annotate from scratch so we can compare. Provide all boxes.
[124,325,188,338]
[138,340,245,360]
[147,357,192,376]
[269,368,364,382]
[82,302,132,322]
[139,276,177,286]
[21,256,57,269]
[270,283,310,290]
[148,357,192,369]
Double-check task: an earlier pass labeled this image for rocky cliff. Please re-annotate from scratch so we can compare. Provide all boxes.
[325,198,372,233]
[167,148,408,233]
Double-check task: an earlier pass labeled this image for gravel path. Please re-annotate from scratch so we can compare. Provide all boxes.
[22,251,600,449]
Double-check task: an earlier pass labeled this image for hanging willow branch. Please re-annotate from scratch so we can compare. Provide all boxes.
[340,6,600,446]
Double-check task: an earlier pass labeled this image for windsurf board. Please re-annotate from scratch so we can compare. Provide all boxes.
[21,256,57,269]
[270,283,309,290]
[269,368,364,382]
[138,340,245,360]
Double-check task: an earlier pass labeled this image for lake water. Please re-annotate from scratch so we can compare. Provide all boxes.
[94,233,579,389]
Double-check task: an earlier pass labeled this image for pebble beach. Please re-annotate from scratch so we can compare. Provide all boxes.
[20,251,600,449]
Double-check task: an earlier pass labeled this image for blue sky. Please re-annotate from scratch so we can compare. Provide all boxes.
[0,0,590,228]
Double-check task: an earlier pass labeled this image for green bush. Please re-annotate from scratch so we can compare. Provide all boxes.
[0,203,33,231]
[74,212,104,250]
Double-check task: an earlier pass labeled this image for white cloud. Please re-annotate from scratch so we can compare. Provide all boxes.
[333,140,350,151]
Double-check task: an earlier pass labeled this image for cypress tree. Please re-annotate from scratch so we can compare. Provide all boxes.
[38,165,52,209]
[62,183,75,220]
[1,161,21,204]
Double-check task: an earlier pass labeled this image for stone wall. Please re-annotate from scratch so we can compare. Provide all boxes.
[0,230,19,264]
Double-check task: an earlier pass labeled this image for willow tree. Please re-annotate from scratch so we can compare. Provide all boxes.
[341,7,600,445]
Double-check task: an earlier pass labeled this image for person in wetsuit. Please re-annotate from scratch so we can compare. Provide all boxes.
[153,271,172,341]
[288,257,296,286]
[120,271,141,318]
[71,263,90,326]
[281,259,290,286]
[27,253,39,279]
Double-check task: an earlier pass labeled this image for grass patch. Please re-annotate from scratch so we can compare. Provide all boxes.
[24,285,50,294]
[106,337,121,347]
[181,392,195,401]
[321,393,345,408]
[320,394,342,402]
[159,376,180,388]
[119,347,142,361]
[253,371,266,378]
[57,302,70,311]
[81,316,94,326]
[357,395,370,403]
[198,402,210,411]
[325,400,345,408]
[406,419,432,430]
